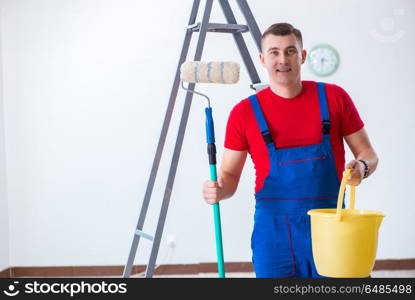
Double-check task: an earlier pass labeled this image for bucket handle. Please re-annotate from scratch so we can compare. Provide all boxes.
[336,168,356,221]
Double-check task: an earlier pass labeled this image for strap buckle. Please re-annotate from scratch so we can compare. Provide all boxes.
[261,130,273,145]
[322,120,331,134]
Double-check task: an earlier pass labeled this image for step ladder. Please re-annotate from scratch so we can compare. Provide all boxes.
[123,0,265,278]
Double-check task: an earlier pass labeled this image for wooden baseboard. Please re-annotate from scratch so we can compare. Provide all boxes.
[0,268,12,278]
[373,259,415,271]
[0,262,252,278]
[0,259,414,278]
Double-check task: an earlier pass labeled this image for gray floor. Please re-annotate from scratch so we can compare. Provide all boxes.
[148,269,415,278]
[17,269,415,278]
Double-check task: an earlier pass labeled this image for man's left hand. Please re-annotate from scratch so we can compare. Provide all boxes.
[345,160,365,186]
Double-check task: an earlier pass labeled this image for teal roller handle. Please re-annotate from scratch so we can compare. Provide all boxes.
[205,107,225,278]
[210,165,225,278]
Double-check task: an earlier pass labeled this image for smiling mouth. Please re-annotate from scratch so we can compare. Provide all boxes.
[276,68,292,73]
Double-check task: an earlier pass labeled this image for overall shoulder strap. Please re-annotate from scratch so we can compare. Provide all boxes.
[248,94,274,147]
[317,82,331,136]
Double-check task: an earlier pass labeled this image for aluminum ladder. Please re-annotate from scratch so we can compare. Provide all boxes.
[123,0,265,278]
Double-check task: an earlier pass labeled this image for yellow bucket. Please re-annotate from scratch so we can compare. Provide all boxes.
[307,169,384,278]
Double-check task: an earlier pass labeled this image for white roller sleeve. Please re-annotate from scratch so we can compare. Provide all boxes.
[180,61,240,84]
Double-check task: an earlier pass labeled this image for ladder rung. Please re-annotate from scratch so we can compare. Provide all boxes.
[135,230,154,241]
[251,82,269,92]
[188,22,249,33]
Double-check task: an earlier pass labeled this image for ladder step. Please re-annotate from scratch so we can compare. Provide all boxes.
[251,82,269,92]
[135,230,154,241]
[188,22,249,33]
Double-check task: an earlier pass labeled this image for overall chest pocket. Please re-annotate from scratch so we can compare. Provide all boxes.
[278,156,327,166]
[274,146,331,182]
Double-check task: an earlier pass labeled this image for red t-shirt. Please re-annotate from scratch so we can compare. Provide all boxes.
[224,81,364,193]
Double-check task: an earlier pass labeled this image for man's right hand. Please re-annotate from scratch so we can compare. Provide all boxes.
[201,148,248,205]
[202,178,225,205]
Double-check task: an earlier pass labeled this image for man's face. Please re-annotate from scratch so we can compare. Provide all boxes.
[259,34,306,86]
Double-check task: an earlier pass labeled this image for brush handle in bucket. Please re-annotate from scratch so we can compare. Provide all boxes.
[336,168,356,221]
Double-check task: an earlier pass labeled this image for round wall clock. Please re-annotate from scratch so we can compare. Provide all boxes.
[307,44,340,77]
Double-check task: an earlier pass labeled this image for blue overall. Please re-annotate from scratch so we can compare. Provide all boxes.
[249,82,342,278]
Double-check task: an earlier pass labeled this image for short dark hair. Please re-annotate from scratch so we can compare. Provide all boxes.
[261,23,303,52]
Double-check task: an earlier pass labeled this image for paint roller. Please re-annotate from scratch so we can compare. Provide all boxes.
[180,61,240,84]
[180,61,240,278]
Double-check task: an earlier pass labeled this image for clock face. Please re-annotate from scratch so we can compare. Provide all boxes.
[307,44,340,77]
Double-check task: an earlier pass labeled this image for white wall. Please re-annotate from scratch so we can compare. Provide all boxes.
[0,0,414,268]
[0,1,10,271]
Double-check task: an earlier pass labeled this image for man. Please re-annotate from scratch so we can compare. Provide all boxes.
[202,23,378,278]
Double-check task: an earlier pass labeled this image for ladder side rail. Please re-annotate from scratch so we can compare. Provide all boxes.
[144,0,214,278]
[122,0,202,278]
[219,0,261,86]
